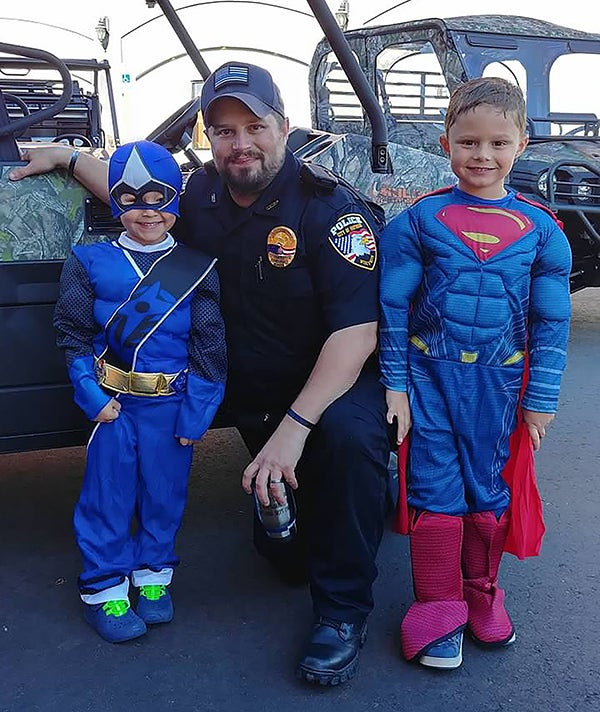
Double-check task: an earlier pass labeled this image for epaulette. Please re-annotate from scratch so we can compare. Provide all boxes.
[411,185,454,206]
[515,192,564,230]
[300,161,338,193]
[300,160,386,230]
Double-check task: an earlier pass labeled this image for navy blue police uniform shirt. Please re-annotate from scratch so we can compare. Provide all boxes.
[174,149,382,411]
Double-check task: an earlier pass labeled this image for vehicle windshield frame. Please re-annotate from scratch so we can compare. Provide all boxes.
[450,30,600,139]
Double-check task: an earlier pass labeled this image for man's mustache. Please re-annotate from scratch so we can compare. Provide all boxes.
[228,151,263,163]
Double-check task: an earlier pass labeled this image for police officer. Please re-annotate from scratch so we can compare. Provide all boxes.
[9,62,391,687]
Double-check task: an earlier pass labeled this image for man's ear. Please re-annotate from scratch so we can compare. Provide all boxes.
[439,134,450,155]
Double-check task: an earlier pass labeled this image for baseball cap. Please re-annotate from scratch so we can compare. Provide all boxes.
[201,62,285,123]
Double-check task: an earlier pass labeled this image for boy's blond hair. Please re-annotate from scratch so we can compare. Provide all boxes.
[444,77,527,134]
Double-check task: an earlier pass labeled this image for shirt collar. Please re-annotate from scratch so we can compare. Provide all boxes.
[117,232,175,252]
[250,148,297,217]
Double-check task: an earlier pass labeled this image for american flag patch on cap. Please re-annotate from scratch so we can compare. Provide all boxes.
[214,64,249,89]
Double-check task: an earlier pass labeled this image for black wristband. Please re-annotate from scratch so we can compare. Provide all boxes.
[67,150,80,178]
[286,407,315,430]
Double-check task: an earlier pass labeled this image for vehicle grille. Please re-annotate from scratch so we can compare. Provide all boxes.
[547,161,600,212]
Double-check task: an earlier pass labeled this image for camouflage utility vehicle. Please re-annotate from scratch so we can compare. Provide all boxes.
[0,43,122,453]
[302,15,600,293]
[2,5,599,453]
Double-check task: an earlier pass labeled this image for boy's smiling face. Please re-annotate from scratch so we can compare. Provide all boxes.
[440,104,529,200]
[120,204,176,247]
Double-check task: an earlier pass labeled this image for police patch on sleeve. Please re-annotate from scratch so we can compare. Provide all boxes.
[328,213,377,270]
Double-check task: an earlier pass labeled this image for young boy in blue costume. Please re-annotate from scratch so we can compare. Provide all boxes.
[54,140,226,643]
[379,78,571,669]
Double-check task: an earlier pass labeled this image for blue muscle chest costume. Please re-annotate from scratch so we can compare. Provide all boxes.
[54,141,226,600]
[380,186,571,515]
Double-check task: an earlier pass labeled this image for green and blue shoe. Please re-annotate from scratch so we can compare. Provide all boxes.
[83,599,147,643]
[136,584,174,625]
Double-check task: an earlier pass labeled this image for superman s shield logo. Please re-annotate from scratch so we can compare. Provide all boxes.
[436,205,534,261]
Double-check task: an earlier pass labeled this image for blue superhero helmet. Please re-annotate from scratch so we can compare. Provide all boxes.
[108,140,182,217]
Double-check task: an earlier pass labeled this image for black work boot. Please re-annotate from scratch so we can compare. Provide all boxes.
[296,617,368,685]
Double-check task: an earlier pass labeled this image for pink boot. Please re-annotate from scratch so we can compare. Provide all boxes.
[401,512,468,667]
[462,511,515,646]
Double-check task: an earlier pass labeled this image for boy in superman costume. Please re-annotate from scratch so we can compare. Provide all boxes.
[54,140,226,643]
[379,78,571,669]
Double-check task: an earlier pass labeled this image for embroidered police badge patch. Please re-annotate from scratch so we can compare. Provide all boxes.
[267,226,297,267]
[328,213,377,270]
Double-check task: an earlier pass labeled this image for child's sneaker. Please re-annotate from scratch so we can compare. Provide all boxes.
[83,599,147,643]
[419,630,464,670]
[136,584,174,625]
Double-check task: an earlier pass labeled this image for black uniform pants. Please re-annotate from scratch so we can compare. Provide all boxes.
[233,368,390,624]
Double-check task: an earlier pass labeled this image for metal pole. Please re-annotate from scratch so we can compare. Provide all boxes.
[152,0,212,79]
[305,0,390,173]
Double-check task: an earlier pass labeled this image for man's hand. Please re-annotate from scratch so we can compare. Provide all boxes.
[94,398,121,423]
[8,146,72,181]
[9,146,110,203]
[386,389,412,444]
[241,417,308,506]
[522,409,555,451]
[178,437,198,446]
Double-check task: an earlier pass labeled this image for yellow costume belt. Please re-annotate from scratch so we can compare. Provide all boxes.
[96,359,180,397]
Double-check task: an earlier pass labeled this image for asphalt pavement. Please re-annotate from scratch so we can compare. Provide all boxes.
[1,290,599,712]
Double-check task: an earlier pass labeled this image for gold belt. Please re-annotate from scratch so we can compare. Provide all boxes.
[96,360,179,397]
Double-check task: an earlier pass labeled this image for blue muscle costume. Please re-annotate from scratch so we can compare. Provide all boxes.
[54,141,226,605]
[379,185,571,659]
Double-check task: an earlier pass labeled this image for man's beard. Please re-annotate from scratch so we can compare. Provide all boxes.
[222,146,285,196]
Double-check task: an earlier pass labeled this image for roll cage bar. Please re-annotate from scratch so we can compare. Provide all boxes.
[0,49,120,158]
[145,0,391,174]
